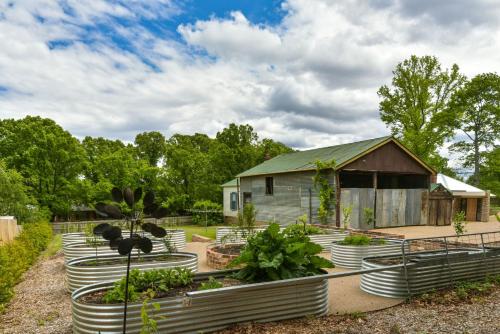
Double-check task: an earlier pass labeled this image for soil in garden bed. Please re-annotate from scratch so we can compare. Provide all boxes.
[78,278,243,305]
[214,244,244,255]
[74,255,187,267]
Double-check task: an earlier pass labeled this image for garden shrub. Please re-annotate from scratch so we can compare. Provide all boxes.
[230,223,333,282]
[0,221,52,310]
[338,235,386,246]
[192,200,223,226]
[283,223,324,237]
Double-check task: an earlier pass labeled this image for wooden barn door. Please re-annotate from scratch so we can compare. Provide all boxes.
[428,190,452,226]
[466,198,477,221]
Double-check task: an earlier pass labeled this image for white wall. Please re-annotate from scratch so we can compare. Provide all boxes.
[223,186,238,217]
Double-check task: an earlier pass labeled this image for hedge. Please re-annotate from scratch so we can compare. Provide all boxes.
[0,221,52,311]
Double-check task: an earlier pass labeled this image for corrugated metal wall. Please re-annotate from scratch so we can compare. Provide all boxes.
[239,171,335,225]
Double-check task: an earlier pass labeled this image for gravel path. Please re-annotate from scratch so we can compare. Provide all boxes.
[0,251,72,334]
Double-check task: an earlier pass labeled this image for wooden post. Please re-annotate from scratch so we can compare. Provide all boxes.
[335,171,341,227]
[373,172,378,228]
[308,188,312,224]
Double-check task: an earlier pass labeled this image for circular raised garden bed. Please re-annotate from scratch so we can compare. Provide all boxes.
[360,248,499,298]
[71,270,329,334]
[206,243,244,270]
[331,239,404,269]
[63,240,167,262]
[65,251,198,292]
[62,229,186,251]
[309,229,350,251]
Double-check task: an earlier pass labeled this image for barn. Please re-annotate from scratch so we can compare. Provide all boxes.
[232,136,437,229]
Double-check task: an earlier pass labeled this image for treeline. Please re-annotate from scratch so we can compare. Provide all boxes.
[0,117,292,220]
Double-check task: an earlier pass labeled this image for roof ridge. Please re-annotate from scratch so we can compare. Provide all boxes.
[281,135,392,156]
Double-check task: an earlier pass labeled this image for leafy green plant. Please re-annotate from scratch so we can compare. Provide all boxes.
[140,289,162,334]
[283,223,323,237]
[230,223,333,283]
[221,203,257,245]
[495,212,500,223]
[198,276,223,291]
[313,160,336,225]
[0,222,52,311]
[362,207,375,227]
[338,235,386,246]
[342,205,353,230]
[453,211,467,236]
[103,268,194,304]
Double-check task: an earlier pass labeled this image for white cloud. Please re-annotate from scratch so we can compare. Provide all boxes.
[0,0,499,153]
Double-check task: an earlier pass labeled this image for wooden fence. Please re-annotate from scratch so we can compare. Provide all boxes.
[0,216,18,245]
[51,216,193,234]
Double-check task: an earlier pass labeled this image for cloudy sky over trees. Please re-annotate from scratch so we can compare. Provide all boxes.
[1,0,499,149]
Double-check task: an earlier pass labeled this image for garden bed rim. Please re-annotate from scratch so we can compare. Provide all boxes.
[66,251,197,267]
[72,269,329,303]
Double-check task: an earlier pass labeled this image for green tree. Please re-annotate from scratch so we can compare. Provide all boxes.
[478,147,500,197]
[0,161,31,221]
[448,73,500,185]
[0,116,85,217]
[378,55,466,170]
[134,131,167,166]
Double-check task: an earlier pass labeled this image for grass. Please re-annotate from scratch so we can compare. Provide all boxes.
[175,225,220,242]
[42,234,62,258]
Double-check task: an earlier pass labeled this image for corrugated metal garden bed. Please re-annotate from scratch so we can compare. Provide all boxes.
[72,270,329,334]
[331,240,405,269]
[62,230,186,251]
[360,248,500,298]
[63,240,167,262]
[65,252,198,292]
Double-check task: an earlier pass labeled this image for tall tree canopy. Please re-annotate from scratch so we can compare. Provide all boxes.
[378,55,466,171]
[134,131,167,166]
[448,73,500,185]
[0,116,85,217]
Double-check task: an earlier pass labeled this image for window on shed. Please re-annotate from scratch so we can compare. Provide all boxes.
[265,177,274,195]
[230,192,238,211]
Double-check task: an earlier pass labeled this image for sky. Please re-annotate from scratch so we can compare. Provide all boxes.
[0,0,499,151]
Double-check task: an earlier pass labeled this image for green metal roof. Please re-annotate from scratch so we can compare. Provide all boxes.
[221,179,238,187]
[238,136,394,177]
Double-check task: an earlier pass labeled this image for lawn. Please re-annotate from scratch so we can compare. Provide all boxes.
[176,225,222,241]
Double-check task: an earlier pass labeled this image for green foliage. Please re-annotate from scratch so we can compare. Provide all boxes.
[230,223,333,283]
[237,203,257,233]
[283,223,323,237]
[134,131,167,167]
[338,235,386,246]
[362,207,375,227]
[192,200,223,226]
[455,280,494,300]
[342,205,353,230]
[140,289,161,334]
[453,211,467,236]
[0,222,52,310]
[198,276,223,291]
[313,160,336,224]
[448,73,500,185]
[378,55,466,171]
[478,147,500,197]
[103,268,194,303]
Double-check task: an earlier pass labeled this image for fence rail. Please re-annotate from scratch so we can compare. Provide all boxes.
[52,216,193,233]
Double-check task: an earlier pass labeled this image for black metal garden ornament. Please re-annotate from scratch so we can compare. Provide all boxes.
[93,186,168,334]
